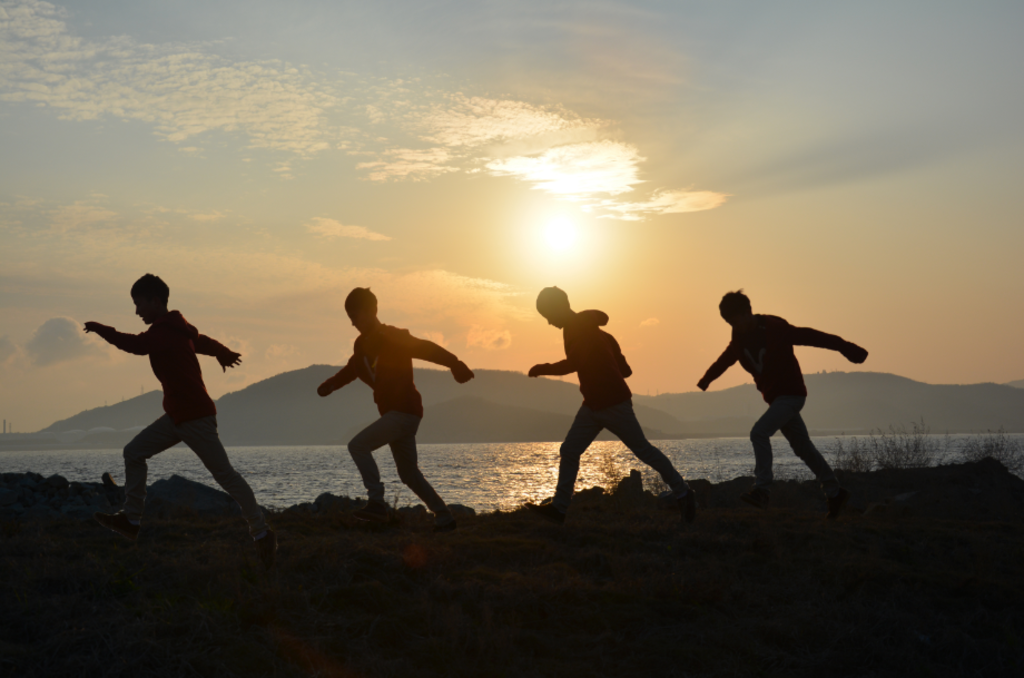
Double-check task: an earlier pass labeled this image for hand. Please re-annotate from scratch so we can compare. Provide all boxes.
[697,378,710,392]
[451,361,475,384]
[841,343,868,364]
[528,364,546,378]
[83,322,102,334]
[317,381,335,397]
[218,351,243,372]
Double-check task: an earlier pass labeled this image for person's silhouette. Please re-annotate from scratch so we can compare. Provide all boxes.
[317,287,474,532]
[84,273,276,568]
[697,290,868,519]
[526,287,695,524]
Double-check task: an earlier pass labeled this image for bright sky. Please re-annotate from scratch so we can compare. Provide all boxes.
[2,0,1023,431]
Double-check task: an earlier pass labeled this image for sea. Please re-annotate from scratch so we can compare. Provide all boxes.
[3,433,1021,512]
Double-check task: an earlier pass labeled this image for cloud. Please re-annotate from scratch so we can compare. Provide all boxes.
[189,211,227,223]
[0,335,16,364]
[264,344,299,360]
[306,217,391,241]
[420,332,448,348]
[24,317,105,367]
[485,140,644,197]
[355,148,457,182]
[466,325,512,350]
[640,317,660,327]
[49,198,118,232]
[593,189,730,221]
[0,0,336,157]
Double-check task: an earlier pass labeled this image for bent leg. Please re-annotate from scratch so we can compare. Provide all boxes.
[750,397,805,491]
[601,401,689,495]
[780,412,840,498]
[348,412,409,505]
[122,415,181,521]
[554,406,604,512]
[388,415,452,524]
[179,416,268,537]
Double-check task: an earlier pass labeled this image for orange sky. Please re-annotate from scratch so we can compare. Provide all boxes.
[2,1,1024,431]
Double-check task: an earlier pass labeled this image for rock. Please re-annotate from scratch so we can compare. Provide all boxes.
[9,503,25,515]
[448,503,476,517]
[314,493,355,513]
[0,489,17,507]
[397,504,427,517]
[22,504,59,520]
[144,475,239,519]
[45,475,69,491]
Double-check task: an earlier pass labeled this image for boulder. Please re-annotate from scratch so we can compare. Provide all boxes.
[314,493,356,513]
[45,475,69,491]
[0,489,17,507]
[397,504,427,517]
[144,475,239,519]
[448,503,476,517]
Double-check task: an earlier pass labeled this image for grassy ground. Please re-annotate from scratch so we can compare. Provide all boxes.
[2,481,1023,678]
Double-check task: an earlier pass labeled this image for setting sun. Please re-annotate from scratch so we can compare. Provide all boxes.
[543,216,578,252]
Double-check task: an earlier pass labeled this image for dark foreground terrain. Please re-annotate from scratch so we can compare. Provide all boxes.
[2,460,1024,678]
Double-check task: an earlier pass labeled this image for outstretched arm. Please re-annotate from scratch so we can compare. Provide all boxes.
[83,322,156,356]
[317,357,359,397]
[697,345,739,391]
[528,359,576,378]
[194,334,242,372]
[405,334,475,383]
[789,326,868,364]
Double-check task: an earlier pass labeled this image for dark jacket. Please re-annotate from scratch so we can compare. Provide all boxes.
[322,324,460,417]
[542,310,633,411]
[90,311,233,424]
[700,314,862,403]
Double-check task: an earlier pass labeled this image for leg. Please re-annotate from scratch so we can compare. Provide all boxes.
[122,415,181,522]
[749,397,805,491]
[178,416,268,537]
[780,411,841,498]
[387,414,453,525]
[599,400,689,496]
[553,406,604,512]
[348,412,410,505]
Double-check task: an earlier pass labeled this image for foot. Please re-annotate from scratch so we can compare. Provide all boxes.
[526,502,566,525]
[740,487,770,510]
[433,520,457,533]
[94,511,140,541]
[678,490,697,524]
[254,529,278,570]
[826,488,849,520]
[353,500,389,523]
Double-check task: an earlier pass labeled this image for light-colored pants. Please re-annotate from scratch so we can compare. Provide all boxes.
[554,400,690,512]
[347,411,453,525]
[122,414,268,537]
[750,396,839,498]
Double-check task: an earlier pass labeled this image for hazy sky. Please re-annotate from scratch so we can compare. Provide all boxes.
[2,0,1023,431]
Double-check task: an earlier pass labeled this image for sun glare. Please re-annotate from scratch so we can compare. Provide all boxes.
[544,216,577,253]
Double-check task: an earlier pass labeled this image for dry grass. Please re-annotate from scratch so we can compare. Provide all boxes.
[2,474,1024,678]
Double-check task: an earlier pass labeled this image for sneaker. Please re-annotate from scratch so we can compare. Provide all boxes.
[94,511,140,541]
[526,502,566,525]
[740,487,770,510]
[678,490,697,524]
[254,529,278,570]
[433,520,457,533]
[353,500,389,522]
[826,488,849,520]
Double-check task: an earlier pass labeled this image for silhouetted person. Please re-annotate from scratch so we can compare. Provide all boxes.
[526,287,695,524]
[317,288,474,532]
[697,290,868,519]
[84,274,276,568]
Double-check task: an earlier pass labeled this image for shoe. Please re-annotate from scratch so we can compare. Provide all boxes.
[254,529,278,570]
[433,520,457,533]
[353,500,389,522]
[678,489,697,524]
[826,488,849,520]
[740,487,770,510]
[94,511,140,541]
[526,502,566,525]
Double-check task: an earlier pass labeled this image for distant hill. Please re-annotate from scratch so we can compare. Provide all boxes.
[22,367,1024,448]
[1006,379,1024,389]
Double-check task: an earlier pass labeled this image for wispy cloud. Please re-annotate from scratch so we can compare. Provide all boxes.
[486,140,644,198]
[591,189,730,221]
[306,217,391,241]
[355,148,456,182]
[640,317,660,327]
[24,317,106,367]
[466,325,512,350]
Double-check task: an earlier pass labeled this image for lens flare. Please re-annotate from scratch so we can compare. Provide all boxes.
[544,216,577,252]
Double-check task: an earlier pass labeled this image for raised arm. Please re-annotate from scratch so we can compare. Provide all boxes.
[789,326,868,363]
[697,344,739,391]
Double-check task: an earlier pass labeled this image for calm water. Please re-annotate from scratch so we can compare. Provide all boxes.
[2,435,1021,512]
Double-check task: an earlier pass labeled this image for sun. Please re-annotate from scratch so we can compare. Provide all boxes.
[543,216,577,253]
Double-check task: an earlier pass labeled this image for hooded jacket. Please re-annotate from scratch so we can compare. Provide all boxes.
[542,310,633,411]
[699,314,861,404]
[89,311,233,425]
[321,324,461,418]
